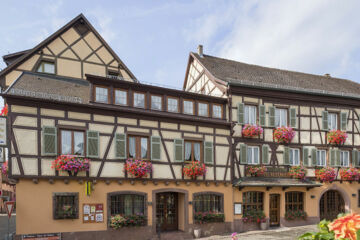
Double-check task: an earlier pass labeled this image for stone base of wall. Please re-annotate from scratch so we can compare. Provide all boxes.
[233,219,261,233]
[188,222,233,237]
[280,216,320,227]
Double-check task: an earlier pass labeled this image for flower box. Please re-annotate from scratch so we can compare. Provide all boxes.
[246,165,266,177]
[242,209,266,223]
[110,214,146,229]
[273,126,295,144]
[124,159,152,178]
[285,210,307,221]
[0,104,8,116]
[52,155,90,176]
[242,124,263,138]
[1,161,8,176]
[339,168,359,181]
[315,167,336,182]
[289,166,307,180]
[183,161,207,179]
[327,130,347,145]
[194,212,224,224]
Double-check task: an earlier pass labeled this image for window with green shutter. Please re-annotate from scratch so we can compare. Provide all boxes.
[336,149,341,167]
[174,139,184,162]
[262,145,269,164]
[87,131,99,158]
[340,112,347,131]
[311,148,317,166]
[283,147,290,165]
[237,103,244,124]
[330,149,336,166]
[42,126,57,156]
[240,144,247,164]
[151,136,161,160]
[204,142,213,164]
[268,106,275,127]
[322,111,329,130]
[115,133,126,159]
[290,108,297,128]
[303,148,309,166]
[352,150,359,167]
[259,105,266,126]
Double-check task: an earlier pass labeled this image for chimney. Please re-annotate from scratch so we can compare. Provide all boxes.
[197,45,203,57]
[324,73,331,77]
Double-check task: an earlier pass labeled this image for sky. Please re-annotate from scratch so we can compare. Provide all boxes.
[1,0,360,89]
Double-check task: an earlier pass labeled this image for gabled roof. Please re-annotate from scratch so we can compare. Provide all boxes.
[0,13,137,81]
[190,52,360,98]
[2,49,30,66]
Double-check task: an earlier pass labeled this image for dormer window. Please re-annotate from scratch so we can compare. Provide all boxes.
[95,86,109,103]
[36,60,55,74]
[108,70,120,79]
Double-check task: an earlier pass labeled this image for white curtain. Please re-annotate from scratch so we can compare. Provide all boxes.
[185,142,192,161]
[129,137,136,158]
[141,138,147,159]
[194,143,200,161]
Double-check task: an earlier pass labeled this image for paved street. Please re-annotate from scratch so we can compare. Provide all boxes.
[200,225,318,240]
[0,214,16,240]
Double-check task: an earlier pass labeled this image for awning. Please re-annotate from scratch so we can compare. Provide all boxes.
[233,177,322,190]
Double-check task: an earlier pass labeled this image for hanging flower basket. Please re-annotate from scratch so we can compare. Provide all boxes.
[289,166,307,181]
[273,126,295,144]
[124,159,152,178]
[1,161,8,176]
[183,161,206,179]
[315,167,336,182]
[52,155,90,176]
[0,104,8,116]
[339,168,360,181]
[327,130,347,145]
[242,124,263,138]
[246,165,266,177]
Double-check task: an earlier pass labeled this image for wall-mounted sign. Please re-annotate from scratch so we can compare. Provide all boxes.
[85,181,92,196]
[22,233,61,240]
[0,117,6,146]
[83,203,103,223]
[234,203,242,215]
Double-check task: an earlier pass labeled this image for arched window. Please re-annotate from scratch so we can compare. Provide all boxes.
[108,192,146,216]
[285,191,304,211]
[242,191,263,214]
[193,193,223,213]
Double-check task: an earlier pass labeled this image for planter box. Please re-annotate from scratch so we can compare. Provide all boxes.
[242,222,260,232]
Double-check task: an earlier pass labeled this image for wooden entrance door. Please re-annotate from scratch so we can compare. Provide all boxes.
[156,192,178,231]
[269,194,280,226]
[320,190,345,221]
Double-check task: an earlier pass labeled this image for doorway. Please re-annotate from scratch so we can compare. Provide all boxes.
[156,192,178,231]
[320,190,345,221]
[269,194,280,226]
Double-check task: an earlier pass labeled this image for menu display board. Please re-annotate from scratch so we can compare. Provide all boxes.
[83,203,104,223]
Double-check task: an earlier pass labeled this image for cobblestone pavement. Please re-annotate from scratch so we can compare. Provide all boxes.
[199,225,318,240]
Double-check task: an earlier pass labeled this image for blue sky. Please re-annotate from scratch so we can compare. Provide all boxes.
[1,0,360,88]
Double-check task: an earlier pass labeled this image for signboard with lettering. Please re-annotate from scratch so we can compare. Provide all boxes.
[83,203,104,223]
[0,117,6,146]
[22,233,61,240]
[234,203,242,215]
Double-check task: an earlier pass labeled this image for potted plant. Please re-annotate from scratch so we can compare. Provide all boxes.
[52,155,90,176]
[327,130,347,145]
[242,124,263,138]
[109,213,146,229]
[183,161,207,179]
[339,168,359,181]
[246,165,266,177]
[289,166,307,181]
[273,126,296,144]
[1,161,8,176]
[315,167,336,182]
[124,159,152,178]
[285,210,307,221]
[242,209,267,230]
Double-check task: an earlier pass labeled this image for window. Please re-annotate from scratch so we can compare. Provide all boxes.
[128,136,149,159]
[212,104,222,118]
[151,95,162,110]
[317,150,327,166]
[53,193,79,219]
[183,100,194,115]
[285,192,304,211]
[198,103,209,117]
[275,108,288,127]
[108,71,119,79]
[247,146,259,164]
[328,113,338,130]
[60,129,85,155]
[167,97,179,112]
[193,194,222,213]
[95,86,109,103]
[340,151,349,167]
[110,194,145,216]
[134,92,145,108]
[185,140,202,161]
[290,148,300,166]
[115,89,127,105]
[244,105,257,125]
[243,192,263,214]
[37,61,55,74]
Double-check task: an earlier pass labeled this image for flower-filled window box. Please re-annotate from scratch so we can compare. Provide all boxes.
[315,167,336,182]
[124,159,152,178]
[327,130,347,145]
[183,161,207,179]
[285,210,307,221]
[110,214,146,229]
[339,168,360,181]
[1,161,8,176]
[289,166,307,181]
[242,124,263,138]
[273,126,295,144]
[246,165,266,177]
[0,104,8,116]
[194,212,225,224]
[242,209,266,223]
[52,155,90,176]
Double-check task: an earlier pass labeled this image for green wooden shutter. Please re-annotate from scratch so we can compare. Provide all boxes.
[268,106,275,127]
[322,111,329,130]
[42,126,57,156]
[151,136,161,160]
[290,108,297,128]
[259,105,266,126]
[330,149,336,166]
[336,149,341,167]
[240,144,247,164]
[262,145,269,164]
[87,131,99,158]
[303,148,309,166]
[352,150,359,167]
[283,147,290,165]
[340,112,347,131]
[237,103,244,124]
[311,148,317,166]
[115,133,126,159]
[204,142,214,164]
[174,139,184,162]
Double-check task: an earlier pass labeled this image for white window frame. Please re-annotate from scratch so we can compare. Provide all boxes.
[244,105,257,125]
[151,95,162,111]
[316,150,327,166]
[247,146,259,165]
[114,89,127,105]
[328,113,338,130]
[183,100,194,115]
[275,108,288,127]
[212,104,222,118]
[198,103,209,117]
[95,86,108,103]
[340,151,349,167]
[134,93,145,108]
[289,148,300,166]
[167,98,179,112]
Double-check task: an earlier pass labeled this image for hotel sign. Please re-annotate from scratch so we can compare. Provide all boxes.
[0,117,6,146]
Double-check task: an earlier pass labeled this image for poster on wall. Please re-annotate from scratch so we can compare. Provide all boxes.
[234,203,242,215]
[83,203,104,223]
[0,117,6,146]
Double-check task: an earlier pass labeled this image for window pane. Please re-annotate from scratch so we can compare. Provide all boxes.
[183,100,194,115]
[194,143,200,161]
[213,105,222,118]
[61,130,72,155]
[134,93,145,108]
[328,113,337,130]
[167,98,178,112]
[74,131,84,155]
[44,62,55,74]
[254,147,259,164]
[281,109,287,126]
[185,142,192,161]
[247,147,253,164]
[198,103,208,116]
[141,137,148,159]
[129,137,136,158]
[115,90,127,105]
[245,106,256,125]
[151,96,162,110]
[95,87,108,103]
